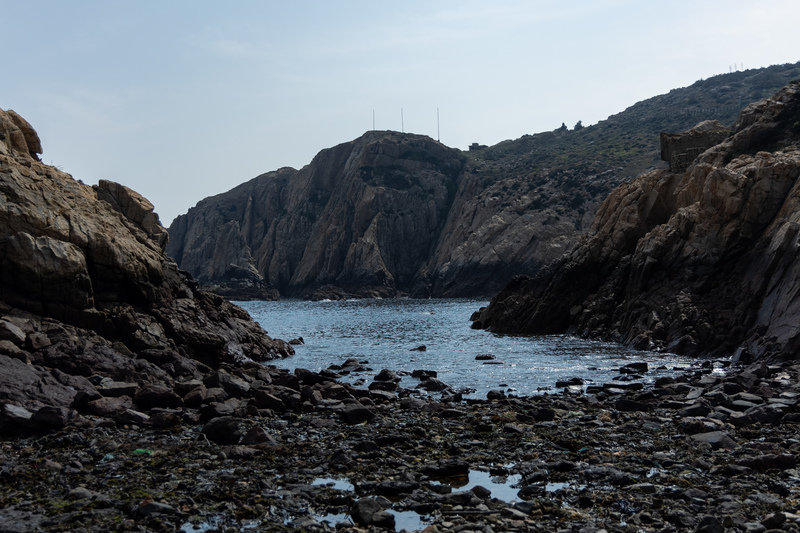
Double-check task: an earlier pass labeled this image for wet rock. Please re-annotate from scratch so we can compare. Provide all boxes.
[115,408,150,426]
[695,515,725,533]
[0,319,25,345]
[137,501,179,517]
[338,403,376,424]
[30,406,73,429]
[241,426,277,445]
[87,396,133,416]
[620,362,648,374]
[134,384,183,410]
[615,398,650,412]
[202,416,242,445]
[417,377,451,392]
[351,497,394,528]
[374,369,401,382]
[487,389,506,400]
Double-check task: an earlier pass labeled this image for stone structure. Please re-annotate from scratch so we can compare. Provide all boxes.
[660,120,730,172]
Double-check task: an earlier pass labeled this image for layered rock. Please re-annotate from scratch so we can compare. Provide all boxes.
[472,82,800,361]
[0,108,292,434]
[168,132,466,298]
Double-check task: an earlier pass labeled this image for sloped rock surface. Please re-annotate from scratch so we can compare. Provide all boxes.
[0,107,292,434]
[472,82,800,361]
[168,132,465,298]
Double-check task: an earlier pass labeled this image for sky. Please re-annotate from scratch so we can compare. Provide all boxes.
[2,1,799,226]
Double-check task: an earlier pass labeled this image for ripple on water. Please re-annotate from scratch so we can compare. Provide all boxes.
[238,299,692,397]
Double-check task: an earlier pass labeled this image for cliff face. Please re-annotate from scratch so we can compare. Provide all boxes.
[472,82,800,362]
[168,63,800,299]
[0,108,292,433]
[168,132,466,298]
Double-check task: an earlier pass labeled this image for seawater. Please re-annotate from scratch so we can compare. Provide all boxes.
[237,298,691,398]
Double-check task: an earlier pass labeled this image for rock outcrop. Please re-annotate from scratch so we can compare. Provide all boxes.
[660,120,730,172]
[168,132,466,298]
[0,108,292,434]
[168,63,800,299]
[472,82,800,361]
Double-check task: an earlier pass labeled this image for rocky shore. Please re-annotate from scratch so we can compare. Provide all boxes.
[3,357,800,533]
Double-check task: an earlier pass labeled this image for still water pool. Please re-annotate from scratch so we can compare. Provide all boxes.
[237,298,692,398]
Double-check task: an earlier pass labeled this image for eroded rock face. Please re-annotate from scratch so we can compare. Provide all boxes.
[168,132,465,298]
[472,82,800,361]
[0,107,292,433]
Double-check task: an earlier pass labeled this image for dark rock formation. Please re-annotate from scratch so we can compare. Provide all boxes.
[168,63,800,299]
[0,107,292,434]
[660,120,730,172]
[472,81,800,361]
[168,132,465,298]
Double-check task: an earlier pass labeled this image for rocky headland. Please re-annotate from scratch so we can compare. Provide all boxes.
[0,107,293,437]
[472,81,800,363]
[167,63,800,300]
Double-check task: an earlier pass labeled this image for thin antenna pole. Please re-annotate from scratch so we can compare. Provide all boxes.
[437,108,440,142]
[401,108,404,133]
[373,110,375,130]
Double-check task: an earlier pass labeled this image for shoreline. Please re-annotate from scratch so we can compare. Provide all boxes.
[2,358,799,532]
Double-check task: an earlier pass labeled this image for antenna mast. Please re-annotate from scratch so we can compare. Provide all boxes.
[373,110,375,131]
[401,108,404,133]
[437,108,440,142]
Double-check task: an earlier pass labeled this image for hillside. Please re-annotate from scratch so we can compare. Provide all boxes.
[167,62,800,299]
[472,81,800,362]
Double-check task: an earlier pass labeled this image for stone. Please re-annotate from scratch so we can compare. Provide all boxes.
[0,319,25,345]
[339,403,376,424]
[374,369,401,382]
[241,426,277,445]
[690,431,737,450]
[134,384,183,410]
[351,497,394,528]
[202,416,242,445]
[487,389,506,400]
[694,514,725,533]
[417,378,451,392]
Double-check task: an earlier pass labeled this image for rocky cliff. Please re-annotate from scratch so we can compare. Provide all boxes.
[168,63,800,299]
[472,81,800,362]
[0,108,292,434]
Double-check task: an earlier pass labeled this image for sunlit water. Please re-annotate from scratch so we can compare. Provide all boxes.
[237,298,693,398]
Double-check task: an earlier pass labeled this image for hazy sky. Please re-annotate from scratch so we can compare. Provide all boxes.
[2,0,798,226]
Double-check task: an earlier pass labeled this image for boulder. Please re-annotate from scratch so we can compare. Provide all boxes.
[201,416,242,445]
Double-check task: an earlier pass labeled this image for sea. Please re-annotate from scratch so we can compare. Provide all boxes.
[237,298,698,398]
